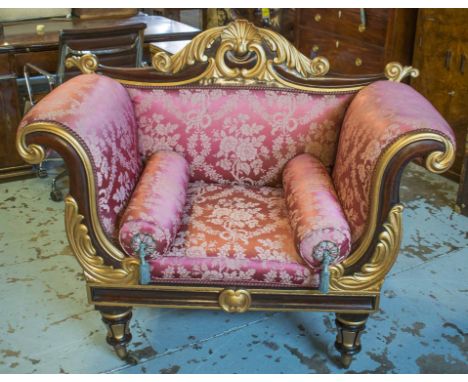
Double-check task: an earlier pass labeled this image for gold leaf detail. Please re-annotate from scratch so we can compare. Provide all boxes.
[219,289,252,313]
[151,19,329,86]
[384,62,419,82]
[425,136,455,173]
[65,53,99,74]
[65,195,139,284]
[329,204,404,292]
[16,138,45,164]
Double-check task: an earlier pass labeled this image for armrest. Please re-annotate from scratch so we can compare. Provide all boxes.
[283,154,352,269]
[119,151,189,263]
[17,73,142,243]
[333,80,456,246]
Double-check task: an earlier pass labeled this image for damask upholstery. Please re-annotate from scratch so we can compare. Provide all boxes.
[332,81,456,242]
[18,74,142,240]
[282,153,351,268]
[127,86,354,187]
[117,152,351,287]
[119,151,189,259]
[144,181,319,287]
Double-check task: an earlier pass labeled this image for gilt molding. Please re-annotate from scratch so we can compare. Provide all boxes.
[425,135,456,173]
[152,19,329,86]
[329,204,404,292]
[64,195,139,285]
[342,132,454,269]
[218,289,252,313]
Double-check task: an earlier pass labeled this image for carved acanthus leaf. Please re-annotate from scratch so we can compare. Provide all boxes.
[151,19,329,85]
[65,196,139,285]
[329,204,404,292]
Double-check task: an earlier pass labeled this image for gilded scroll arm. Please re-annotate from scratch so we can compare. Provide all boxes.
[329,204,404,292]
[65,195,139,285]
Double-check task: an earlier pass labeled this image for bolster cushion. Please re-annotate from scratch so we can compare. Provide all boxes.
[282,153,351,268]
[119,151,189,259]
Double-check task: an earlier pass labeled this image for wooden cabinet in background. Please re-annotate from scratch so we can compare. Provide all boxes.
[410,9,468,213]
[0,14,199,182]
[0,69,30,180]
[295,9,417,75]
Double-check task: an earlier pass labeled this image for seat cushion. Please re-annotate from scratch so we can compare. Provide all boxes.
[119,151,189,258]
[144,181,320,288]
[282,153,351,268]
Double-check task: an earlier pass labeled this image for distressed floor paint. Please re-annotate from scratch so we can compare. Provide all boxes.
[0,163,467,373]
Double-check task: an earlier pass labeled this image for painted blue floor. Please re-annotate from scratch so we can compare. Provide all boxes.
[0,163,467,373]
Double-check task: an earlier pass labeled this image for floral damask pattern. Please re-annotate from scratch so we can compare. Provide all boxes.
[146,181,319,287]
[282,153,351,268]
[119,151,190,258]
[127,87,354,187]
[333,81,456,242]
[19,74,142,240]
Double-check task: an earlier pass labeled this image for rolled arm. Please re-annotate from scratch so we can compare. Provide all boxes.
[17,73,142,242]
[332,80,456,246]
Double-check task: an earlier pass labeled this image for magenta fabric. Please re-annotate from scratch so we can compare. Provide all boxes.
[333,81,456,243]
[282,153,351,268]
[146,181,319,287]
[127,87,354,187]
[19,74,142,240]
[119,151,190,258]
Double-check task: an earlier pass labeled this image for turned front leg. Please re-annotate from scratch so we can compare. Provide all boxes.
[97,306,138,365]
[334,313,368,368]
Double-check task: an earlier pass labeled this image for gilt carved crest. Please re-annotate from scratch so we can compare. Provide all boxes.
[152,19,330,85]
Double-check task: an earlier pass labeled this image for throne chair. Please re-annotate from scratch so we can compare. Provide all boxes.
[16,20,455,368]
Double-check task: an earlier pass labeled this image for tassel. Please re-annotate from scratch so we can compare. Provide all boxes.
[138,243,151,285]
[319,253,330,293]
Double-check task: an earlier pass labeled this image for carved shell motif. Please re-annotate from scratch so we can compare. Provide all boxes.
[152,19,329,85]
[221,20,262,55]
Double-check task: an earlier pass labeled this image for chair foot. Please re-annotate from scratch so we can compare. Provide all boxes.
[50,189,63,202]
[115,344,139,365]
[35,163,48,178]
[334,313,368,369]
[98,307,138,364]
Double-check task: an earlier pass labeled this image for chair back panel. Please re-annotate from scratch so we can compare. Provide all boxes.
[57,23,146,83]
[128,86,355,187]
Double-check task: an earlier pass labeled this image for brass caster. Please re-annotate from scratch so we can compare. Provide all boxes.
[334,313,368,369]
[114,344,139,365]
[340,353,353,369]
[125,353,139,366]
[98,307,135,364]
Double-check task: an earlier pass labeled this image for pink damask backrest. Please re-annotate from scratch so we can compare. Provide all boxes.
[127,87,356,187]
